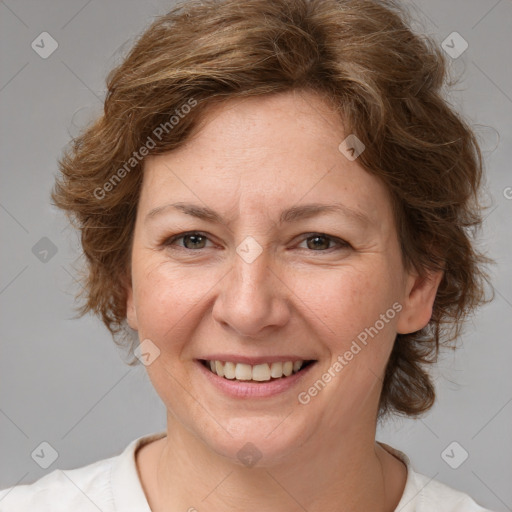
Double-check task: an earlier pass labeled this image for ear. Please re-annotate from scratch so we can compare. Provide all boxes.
[123,273,138,331]
[396,267,444,334]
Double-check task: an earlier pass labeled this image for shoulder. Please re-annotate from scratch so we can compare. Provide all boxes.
[377,442,496,512]
[411,471,495,511]
[0,455,117,512]
[0,431,166,512]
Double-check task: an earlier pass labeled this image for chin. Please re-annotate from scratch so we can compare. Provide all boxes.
[198,414,314,468]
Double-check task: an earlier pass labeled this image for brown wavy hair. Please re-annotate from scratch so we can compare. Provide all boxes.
[52,0,493,419]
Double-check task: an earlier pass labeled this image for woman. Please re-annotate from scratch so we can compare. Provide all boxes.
[0,0,495,510]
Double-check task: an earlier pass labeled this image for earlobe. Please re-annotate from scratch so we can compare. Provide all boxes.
[396,269,444,335]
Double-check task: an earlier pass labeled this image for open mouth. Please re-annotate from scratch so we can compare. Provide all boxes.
[199,359,316,382]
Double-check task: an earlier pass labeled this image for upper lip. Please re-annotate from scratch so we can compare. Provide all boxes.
[198,355,316,365]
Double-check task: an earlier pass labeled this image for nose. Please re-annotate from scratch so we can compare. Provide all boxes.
[211,247,291,338]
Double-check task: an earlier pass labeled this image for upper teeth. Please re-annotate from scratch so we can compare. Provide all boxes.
[207,360,305,381]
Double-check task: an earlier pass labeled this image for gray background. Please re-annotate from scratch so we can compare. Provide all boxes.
[0,0,511,510]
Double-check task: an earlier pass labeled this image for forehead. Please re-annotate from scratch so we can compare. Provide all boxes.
[139,91,394,230]
[179,90,346,159]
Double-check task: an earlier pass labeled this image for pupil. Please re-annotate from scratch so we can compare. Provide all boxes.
[308,236,328,250]
[185,234,205,249]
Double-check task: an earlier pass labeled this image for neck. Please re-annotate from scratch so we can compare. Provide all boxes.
[137,413,406,512]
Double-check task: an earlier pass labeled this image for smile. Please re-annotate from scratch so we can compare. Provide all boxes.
[200,359,316,381]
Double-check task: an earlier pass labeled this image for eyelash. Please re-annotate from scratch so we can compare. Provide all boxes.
[162,231,351,253]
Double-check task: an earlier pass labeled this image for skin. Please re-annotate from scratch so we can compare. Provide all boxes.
[126,89,443,511]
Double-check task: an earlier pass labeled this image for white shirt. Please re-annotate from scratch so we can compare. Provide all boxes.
[0,431,495,511]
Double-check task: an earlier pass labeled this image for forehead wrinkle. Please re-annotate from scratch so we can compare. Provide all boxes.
[145,201,372,229]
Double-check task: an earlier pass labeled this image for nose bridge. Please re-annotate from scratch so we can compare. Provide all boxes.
[232,244,271,297]
[212,243,289,337]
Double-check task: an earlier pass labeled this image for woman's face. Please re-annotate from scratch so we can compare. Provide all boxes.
[127,90,439,464]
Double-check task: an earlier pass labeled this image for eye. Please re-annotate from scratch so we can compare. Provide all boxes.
[298,233,351,251]
[163,231,213,250]
[162,231,351,253]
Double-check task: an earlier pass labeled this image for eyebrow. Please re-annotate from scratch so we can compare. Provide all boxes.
[145,201,372,226]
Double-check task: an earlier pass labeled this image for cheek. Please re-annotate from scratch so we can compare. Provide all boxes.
[132,261,221,341]
[291,266,400,345]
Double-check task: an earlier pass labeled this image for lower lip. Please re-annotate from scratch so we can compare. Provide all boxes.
[196,360,317,399]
